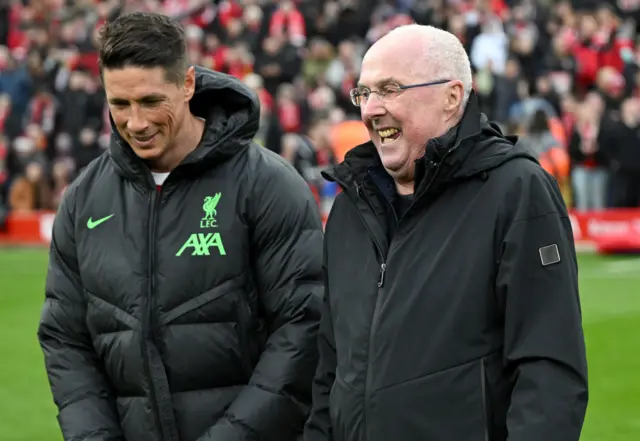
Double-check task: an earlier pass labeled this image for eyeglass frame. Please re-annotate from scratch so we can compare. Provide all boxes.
[349,78,452,107]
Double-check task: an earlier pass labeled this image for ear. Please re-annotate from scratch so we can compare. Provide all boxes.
[183,66,196,102]
[444,80,464,118]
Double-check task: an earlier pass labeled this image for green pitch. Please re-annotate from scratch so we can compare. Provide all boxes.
[0,248,639,441]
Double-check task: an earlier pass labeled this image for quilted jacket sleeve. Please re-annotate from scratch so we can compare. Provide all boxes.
[303,254,336,441]
[197,153,324,441]
[37,187,124,441]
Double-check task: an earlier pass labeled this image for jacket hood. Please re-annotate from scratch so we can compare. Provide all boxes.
[324,92,537,190]
[109,66,260,184]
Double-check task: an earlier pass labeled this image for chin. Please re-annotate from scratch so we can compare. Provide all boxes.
[381,152,407,171]
[130,145,165,161]
[381,162,408,179]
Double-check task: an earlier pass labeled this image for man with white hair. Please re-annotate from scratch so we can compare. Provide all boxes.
[304,24,588,441]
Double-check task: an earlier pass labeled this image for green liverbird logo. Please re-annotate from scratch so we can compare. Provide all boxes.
[176,193,226,257]
[201,193,221,228]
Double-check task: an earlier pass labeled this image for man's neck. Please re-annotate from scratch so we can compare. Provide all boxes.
[150,115,205,172]
[395,181,413,195]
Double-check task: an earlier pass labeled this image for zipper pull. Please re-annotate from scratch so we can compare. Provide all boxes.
[378,263,387,288]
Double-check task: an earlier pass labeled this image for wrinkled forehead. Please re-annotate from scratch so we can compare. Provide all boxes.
[359,43,423,87]
[103,67,176,101]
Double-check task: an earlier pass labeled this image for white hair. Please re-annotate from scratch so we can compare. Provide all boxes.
[384,24,473,108]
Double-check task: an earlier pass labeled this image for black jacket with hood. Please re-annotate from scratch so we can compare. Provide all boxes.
[38,67,324,441]
[304,93,588,441]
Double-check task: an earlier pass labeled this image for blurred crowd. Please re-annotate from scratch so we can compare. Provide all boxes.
[1,0,640,222]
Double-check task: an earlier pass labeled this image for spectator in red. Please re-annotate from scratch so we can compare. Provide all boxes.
[269,0,306,47]
[276,83,303,133]
[572,13,601,91]
[217,0,243,29]
[25,87,56,140]
[596,4,635,73]
[568,93,610,211]
[224,42,254,79]
[202,33,228,71]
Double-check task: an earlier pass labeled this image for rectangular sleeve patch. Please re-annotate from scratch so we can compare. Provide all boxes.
[539,244,561,266]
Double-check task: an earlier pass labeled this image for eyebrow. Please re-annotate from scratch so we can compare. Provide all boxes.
[108,93,167,105]
[356,77,403,88]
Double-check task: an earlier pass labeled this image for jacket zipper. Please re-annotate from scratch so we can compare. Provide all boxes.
[377,263,386,287]
[353,182,387,441]
[143,189,162,438]
[339,167,445,441]
[143,188,179,441]
[330,135,474,440]
[354,182,387,287]
[359,155,447,441]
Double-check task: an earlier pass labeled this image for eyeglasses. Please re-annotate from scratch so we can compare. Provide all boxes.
[349,79,451,107]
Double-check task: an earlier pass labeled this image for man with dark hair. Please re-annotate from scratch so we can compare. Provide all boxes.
[38,11,324,441]
[99,11,189,82]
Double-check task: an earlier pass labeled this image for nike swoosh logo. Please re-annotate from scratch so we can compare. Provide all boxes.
[87,214,115,229]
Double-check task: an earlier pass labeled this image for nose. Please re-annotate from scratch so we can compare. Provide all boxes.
[360,93,386,122]
[126,105,149,133]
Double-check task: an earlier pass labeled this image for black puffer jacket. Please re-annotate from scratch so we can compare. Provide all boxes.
[38,67,324,441]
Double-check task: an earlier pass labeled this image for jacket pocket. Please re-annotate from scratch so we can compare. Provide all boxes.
[369,357,490,441]
[233,291,255,377]
[481,351,511,440]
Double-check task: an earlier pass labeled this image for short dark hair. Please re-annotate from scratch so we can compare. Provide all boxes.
[98,12,188,83]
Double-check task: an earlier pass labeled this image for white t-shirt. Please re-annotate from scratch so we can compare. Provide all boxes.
[152,172,170,186]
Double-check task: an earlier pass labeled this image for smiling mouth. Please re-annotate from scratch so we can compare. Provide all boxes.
[377,128,402,144]
[131,133,157,146]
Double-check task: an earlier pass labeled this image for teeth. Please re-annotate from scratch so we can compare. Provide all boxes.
[377,128,400,138]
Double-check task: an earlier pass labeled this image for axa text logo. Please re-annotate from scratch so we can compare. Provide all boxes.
[176,194,226,257]
[176,232,226,256]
